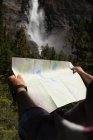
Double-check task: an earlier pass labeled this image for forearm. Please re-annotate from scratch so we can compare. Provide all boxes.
[16,91,36,117]
[8,75,37,117]
[79,71,93,85]
[72,67,93,85]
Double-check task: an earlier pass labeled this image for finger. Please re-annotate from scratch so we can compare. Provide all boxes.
[71,67,76,73]
[73,70,76,74]
[8,75,16,90]
[71,67,75,71]
[71,67,74,70]
[17,75,23,79]
[8,75,16,87]
[17,75,25,82]
[8,75,16,81]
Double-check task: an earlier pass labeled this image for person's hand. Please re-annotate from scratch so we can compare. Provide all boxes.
[71,66,85,75]
[8,75,26,93]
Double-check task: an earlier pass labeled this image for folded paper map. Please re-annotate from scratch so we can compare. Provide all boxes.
[12,57,86,112]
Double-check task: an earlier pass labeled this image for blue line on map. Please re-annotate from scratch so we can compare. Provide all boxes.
[36,69,41,74]
[52,64,57,70]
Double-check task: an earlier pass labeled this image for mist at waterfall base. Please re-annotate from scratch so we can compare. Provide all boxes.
[27,0,71,54]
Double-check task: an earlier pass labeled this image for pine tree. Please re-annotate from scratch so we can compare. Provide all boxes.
[69,16,93,73]
[58,50,66,61]
[13,28,31,58]
[41,44,51,59]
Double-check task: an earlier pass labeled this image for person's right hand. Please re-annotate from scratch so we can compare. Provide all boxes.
[71,66,85,75]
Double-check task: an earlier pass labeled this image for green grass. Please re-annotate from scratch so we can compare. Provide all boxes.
[0,85,19,140]
[0,130,19,140]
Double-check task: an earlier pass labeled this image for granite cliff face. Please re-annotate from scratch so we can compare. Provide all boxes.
[3,0,29,33]
[2,0,93,53]
[3,0,93,32]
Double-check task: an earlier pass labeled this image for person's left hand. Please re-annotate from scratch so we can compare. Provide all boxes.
[8,75,26,93]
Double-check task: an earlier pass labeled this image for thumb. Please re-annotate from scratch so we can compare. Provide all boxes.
[17,75,23,79]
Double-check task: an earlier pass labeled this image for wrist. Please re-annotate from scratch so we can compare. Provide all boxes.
[15,85,27,95]
[12,85,27,102]
[17,87,27,93]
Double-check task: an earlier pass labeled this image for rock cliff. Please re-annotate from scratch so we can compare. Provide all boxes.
[2,0,93,52]
[3,0,29,33]
[3,0,93,33]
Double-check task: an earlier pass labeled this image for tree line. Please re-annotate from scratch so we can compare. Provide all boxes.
[69,16,93,73]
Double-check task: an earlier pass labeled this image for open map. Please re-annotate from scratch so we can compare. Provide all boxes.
[12,57,86,112]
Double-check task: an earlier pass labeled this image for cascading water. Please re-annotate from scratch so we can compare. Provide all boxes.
[27,0,71,54]
[27,0,46,52]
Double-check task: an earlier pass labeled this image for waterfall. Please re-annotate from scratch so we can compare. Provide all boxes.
[27,0,71,54]
[27,0,46,52]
